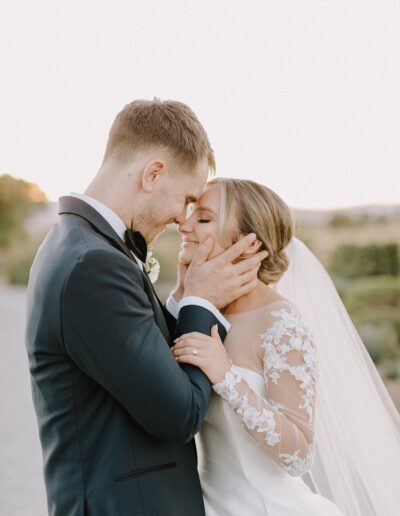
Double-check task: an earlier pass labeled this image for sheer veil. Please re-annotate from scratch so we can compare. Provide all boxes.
[274,237,400,515]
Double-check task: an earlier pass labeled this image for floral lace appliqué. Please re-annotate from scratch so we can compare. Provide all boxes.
[261,308,318,424]
[279,442,316,476]
[213,306,318,477]
[213,366,281,447]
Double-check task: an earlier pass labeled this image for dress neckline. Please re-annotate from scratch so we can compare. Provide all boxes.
[223,299,293,318]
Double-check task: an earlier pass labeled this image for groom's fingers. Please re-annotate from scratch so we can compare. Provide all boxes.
[236,268,260,288]
[237,277,259,298]
[215,233,257,266]
[191,237,214,266]
[234,250,268,276]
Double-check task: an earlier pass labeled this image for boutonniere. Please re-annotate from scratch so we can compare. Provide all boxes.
[145,249,160,284]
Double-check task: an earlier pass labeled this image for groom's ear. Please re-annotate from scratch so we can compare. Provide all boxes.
[141,159,166,192]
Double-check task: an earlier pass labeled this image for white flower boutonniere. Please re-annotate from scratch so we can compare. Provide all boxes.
[145,249,160,284]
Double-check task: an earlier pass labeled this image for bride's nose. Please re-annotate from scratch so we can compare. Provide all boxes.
[178,217,193,235]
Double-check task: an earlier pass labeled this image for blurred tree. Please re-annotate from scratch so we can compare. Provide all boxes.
[0,174,47,247]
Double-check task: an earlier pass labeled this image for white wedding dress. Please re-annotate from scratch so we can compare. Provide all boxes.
[197,300,343,515]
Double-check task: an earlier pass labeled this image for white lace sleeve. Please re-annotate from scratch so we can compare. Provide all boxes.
[213,307,318,476]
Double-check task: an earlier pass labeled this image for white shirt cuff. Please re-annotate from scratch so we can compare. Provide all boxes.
[166,294,231,332]
[165,294,180,319]
[178,296,231,332]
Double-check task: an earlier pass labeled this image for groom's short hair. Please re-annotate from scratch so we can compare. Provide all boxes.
[102,98,215,172]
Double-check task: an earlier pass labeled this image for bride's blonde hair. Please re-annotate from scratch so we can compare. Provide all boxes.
[207,178,294,284]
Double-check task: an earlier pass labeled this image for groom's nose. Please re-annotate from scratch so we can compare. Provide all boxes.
[174,208,189,226]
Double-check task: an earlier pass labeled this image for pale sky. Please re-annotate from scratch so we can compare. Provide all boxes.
[1,1,399,209]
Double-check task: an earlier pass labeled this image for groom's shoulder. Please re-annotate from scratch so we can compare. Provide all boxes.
[38,219,142,285]
[67,239,141,279]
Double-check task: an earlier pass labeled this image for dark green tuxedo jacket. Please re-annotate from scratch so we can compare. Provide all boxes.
[26,196,226,516]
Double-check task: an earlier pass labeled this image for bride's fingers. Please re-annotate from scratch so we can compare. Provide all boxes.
[173,346,202,357]
[174,331,208,342]
[175,354,203,367]
[173,337,209,349]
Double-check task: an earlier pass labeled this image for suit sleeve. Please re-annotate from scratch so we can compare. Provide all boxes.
[61,248,220,443]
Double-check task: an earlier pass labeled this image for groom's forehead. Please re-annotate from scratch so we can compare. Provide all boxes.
[184,179,207,201]
[178,161,209,200]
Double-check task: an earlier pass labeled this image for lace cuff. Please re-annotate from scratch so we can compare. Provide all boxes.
[213,365,242,406]
[213,365,281,447]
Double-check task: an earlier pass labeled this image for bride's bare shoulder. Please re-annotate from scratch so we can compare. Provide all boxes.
[255,283,293,310]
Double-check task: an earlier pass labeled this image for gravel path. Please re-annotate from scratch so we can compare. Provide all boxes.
[0,284,47,515]
[1,282,398,515]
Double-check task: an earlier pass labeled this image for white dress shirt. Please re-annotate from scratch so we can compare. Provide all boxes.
[69,192,230,332]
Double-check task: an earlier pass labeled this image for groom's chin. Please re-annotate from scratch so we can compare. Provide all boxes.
[148,226,167,245]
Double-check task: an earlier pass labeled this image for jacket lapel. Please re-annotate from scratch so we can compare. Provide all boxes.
[58,196,172,340]
[58,196,135,262]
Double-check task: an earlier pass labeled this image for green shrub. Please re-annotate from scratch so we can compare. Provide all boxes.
[384,366,400,381]
[336,276,400,365]
[330,243,399,278]
[340,275,400,313]
[353,318,399,364]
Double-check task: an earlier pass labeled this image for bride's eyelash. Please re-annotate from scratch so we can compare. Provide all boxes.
[198,219,210,223]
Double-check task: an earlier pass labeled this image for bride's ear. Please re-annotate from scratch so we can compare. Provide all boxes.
[240,237,264,257]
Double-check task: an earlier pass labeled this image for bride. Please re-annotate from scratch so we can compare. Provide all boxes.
[171,178,400,515]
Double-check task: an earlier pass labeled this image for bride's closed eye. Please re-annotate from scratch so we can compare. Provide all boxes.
[198,218,211,223]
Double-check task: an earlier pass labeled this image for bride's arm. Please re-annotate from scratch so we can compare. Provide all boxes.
[213,308,318,477]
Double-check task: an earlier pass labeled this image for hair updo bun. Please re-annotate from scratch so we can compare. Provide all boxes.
[207,178,294,285]
[259,249,290,285]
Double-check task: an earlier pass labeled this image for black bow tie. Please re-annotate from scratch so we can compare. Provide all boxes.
[124,230,148,263]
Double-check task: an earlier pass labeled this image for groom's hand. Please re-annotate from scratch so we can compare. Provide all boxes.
[183,233,268,309]
[170,261,189,303]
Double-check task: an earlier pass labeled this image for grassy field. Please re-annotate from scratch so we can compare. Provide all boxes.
[2,203,400,403]
[296,219,400,266]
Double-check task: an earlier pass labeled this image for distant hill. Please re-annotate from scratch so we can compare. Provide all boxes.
[293,204,400,226]
[25,201,400,236]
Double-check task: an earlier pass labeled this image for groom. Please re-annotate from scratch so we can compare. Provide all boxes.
[26,99,264,516]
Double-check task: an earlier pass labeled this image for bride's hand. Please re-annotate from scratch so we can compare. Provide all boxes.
[172,325,232,384]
